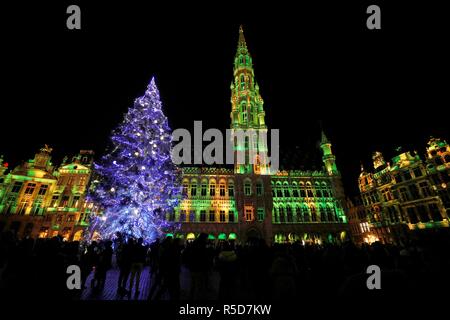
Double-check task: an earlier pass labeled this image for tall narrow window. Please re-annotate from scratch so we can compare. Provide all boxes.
[209,183,216,196]
[257,208,265,221]
[244,181,252,196]
[190,183,197,196]
[256,182,263,196]
[219,184,225,197]
[228,183,234,197]
[201,184,207,196]
[220,210,226,222]
[228,211,235,222]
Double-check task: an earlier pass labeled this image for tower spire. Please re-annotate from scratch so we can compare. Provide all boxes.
[238,25,247,50]
[230,26,268,174]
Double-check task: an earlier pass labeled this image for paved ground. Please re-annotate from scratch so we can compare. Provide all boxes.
[81,266,220,301]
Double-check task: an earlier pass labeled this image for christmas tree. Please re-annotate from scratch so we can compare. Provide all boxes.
[89,77,182,242]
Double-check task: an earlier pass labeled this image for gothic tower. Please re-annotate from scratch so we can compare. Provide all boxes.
[230,26,273,243]
[231,25,269,175]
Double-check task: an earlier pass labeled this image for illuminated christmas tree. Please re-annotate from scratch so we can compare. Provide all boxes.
[89,77,181,242]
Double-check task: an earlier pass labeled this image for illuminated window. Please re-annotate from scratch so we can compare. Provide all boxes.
[24,183,36,195]
[228,183,234,197]
[240,74,245,90]
[51,195,59,207]
[219,184,225,197]
[320,206,326,221]
[189,211,196,222]
[245,206,254,222]
[190,183,197,196]
[38,185,48,195]
[39,227,49,238]
[286,206,293,222]
[182,184,188,196]
[256,182,263,196]
[220,210,226,222]
[200,210,206,222]
[279,207,285,223]
[209,183,216,196]
[257,208,264,221]
[179,210,186,222]
[31,202,41,215]
[244,181,252,196]
[201,184,207,196]
[228,211,235,222]
[73,195,80,207]
[311,206,317,222]
[61,195,70,207]
[209,210,215,222]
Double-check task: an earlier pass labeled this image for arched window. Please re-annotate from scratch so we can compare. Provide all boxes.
[306,182,314,198]
[256,181,263,196]
[299,182,306,198]
[292,182,299,197]
[190,180,197,197]
[182,181,188,196]
[228,180,234,197]
[286,205,293,223]
[320,206,326,222]
[283,182,290,197]
[310,205,317,222]
[276,182,283,197]
[296,206,303,222]
[302,205,310,222]
[273,207,279,223]
[201,180,207,196]
[219,183,226,197]
[327,205,335,222]
[279,207,285,223]
[315,182,322,198]
[209,181,216,197]
[244,180,252,196]
[240,74,245,90]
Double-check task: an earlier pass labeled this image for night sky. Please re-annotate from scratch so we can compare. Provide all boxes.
[2,1,449,196]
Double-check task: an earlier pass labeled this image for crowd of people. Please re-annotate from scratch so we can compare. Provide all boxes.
[1,230,449,301]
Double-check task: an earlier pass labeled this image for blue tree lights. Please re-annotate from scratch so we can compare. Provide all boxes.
[88,78,182,242]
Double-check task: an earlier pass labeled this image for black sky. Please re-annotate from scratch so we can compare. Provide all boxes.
[2,1,449,196]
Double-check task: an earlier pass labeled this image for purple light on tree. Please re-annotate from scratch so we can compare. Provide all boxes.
[88,77,182,242]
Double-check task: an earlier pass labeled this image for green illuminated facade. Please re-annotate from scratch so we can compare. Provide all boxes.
[174,27,349,244]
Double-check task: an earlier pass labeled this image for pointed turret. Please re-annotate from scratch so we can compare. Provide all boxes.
[238,25,248,50]
[320,129,338,175]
